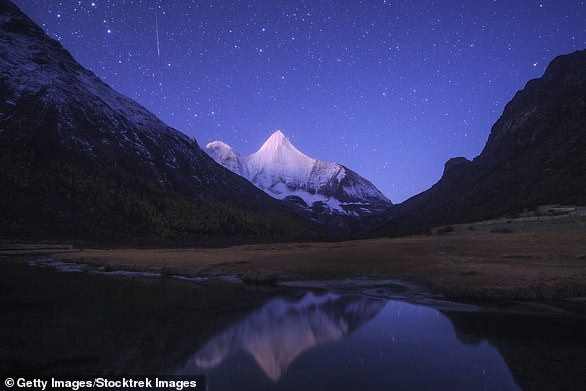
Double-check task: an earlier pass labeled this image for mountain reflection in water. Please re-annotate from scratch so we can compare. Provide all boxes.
[181,292,385,380]
[3,260,585,391]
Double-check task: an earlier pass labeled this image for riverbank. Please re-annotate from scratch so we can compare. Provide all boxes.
[14,226,581,303]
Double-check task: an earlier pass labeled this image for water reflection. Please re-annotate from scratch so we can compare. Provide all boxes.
[443,310,586,391]
[186,294,523,390]
[2,259,585,391]
[182,293,385,380]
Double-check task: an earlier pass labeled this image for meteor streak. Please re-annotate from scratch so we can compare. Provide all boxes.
[155,12,160,57]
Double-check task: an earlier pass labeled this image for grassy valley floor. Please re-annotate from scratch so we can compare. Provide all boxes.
[15,215,583,304]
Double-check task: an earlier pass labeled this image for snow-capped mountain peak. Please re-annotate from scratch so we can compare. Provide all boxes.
[205,131,392,215]
[205,140,246,173]
[248,130,315,184]
[257,130,292,153]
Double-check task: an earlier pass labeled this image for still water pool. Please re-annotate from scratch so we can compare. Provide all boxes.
[1,259,584,390]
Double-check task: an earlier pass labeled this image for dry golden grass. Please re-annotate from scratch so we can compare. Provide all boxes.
[49,228,586,300]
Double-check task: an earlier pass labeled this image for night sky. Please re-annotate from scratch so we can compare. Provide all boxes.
[14,0,586,202]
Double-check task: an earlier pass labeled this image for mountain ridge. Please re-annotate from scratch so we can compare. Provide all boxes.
[0,0,322,244]
[379,49,586,236]
[206,130,392,216]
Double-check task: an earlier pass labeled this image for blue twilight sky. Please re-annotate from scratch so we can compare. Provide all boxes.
[13,0,586,202]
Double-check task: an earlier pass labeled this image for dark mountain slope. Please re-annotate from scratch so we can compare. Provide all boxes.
[380,49,586,236]
[0,0,321,244]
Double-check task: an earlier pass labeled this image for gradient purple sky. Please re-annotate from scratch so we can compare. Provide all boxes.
[14,0,586,202]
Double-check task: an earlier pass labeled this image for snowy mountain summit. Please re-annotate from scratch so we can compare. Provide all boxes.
[206,131,392,215]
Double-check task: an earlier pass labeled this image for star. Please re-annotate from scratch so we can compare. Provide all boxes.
[14,0,584,203]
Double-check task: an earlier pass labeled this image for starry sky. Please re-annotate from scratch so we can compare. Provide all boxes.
[14,0,586,202]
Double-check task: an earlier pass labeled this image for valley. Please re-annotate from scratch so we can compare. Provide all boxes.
[2,0,585,388]
[22,213,586,304]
